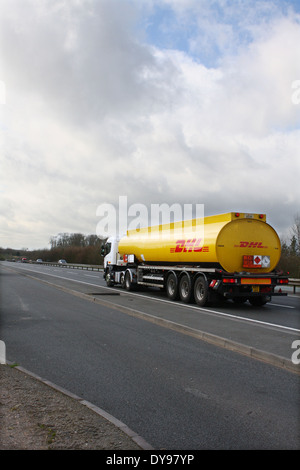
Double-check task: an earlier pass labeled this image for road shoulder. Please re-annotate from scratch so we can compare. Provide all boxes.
[0,364,153,450]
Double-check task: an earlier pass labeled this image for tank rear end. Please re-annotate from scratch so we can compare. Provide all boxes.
[216,215,281,273]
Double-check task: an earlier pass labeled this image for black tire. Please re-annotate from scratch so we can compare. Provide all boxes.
[249,296,268,306]
[233,297,247,304]
[120,272,126,289]
[179,273,193,303]
[166,272,178,300]
[105,272,114,287]
[194,275,208,307]
[125,270,133,291]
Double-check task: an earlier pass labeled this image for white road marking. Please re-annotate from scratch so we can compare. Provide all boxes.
[271,303,295,309]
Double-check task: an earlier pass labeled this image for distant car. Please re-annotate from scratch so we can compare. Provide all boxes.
[21,257,28,263]
[36,259,43,263]
[58,259,67,265]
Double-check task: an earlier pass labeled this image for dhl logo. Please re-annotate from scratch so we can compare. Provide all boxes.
[234,241,268,248]
[170,239,209,253]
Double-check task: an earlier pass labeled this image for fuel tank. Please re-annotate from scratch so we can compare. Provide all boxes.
[117,212,281,273]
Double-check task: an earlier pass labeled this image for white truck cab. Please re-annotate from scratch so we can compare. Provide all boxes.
[101,237,135,288]
[102,237,119,269]
[102,236,128,273]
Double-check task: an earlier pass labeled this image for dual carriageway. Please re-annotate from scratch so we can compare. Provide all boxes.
[1,260,299,449]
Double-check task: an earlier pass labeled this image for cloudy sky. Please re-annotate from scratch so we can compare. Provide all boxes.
[1,0,300,249]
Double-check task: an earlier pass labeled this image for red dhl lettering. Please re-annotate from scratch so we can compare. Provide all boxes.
[170,239,209,253]
[234,241,268,248]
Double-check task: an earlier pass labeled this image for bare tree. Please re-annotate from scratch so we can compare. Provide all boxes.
[290,213,300,255]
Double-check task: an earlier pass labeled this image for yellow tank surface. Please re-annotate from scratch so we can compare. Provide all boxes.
[118,212,281,273]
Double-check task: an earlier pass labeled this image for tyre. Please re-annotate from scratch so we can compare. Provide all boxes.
[249,296,268,306]
[166,272,178,300]
[125,270,133,291]
[233,297,247,304]
[179,273,193,303]
[120,272,126,289]
[194,275,208,307]
[105,272,114,287]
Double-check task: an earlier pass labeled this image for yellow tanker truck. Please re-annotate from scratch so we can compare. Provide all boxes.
[102,212,288,306]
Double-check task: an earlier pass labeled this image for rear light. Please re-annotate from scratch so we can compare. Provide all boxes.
[235,213,240,217]
[223,278,236,284]
[259,214,264,219]
[278,279,289,284]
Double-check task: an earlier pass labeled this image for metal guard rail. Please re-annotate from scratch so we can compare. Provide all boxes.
[289,278,300,294]
[39,262,103,272]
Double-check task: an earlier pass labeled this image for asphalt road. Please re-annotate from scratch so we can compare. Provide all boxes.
[1,262,299,449]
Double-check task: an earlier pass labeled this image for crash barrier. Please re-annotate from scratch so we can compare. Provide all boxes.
[289,278,300,294]
[35,262,104,272]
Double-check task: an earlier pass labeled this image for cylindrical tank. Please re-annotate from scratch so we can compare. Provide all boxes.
[118,212,281,273]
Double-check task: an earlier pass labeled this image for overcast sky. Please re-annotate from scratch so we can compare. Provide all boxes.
[1,0,300,249]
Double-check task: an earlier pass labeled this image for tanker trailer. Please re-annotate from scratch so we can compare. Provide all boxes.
[102,212,288,307]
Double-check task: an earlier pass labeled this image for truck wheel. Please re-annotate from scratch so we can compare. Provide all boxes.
[166,272,178,300]
[120,272,126,289]
[179,273,193,303]
[194,276,208,307]
[105,272,114,287]
[125,271,133,291]
[249,296,268,306]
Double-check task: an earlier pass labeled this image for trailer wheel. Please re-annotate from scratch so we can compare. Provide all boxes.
[233,297,247,304]
[166,272,178,300]
[194,275,208,307]
[249,296,268,306]
[179,273,193,303]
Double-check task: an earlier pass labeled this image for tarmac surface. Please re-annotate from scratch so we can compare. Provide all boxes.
[0,363,153,450]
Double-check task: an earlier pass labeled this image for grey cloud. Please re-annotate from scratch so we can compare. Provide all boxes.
[0,0,181,127]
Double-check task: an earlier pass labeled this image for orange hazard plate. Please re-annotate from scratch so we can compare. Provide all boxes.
[241,278,271,285]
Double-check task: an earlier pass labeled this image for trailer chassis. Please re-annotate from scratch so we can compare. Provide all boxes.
[104,263,288,307]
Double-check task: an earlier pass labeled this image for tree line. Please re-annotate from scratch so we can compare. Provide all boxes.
[45,232,106,264]
[0,233,106,265]
[49,233,101,249]
[278,214,300,277]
